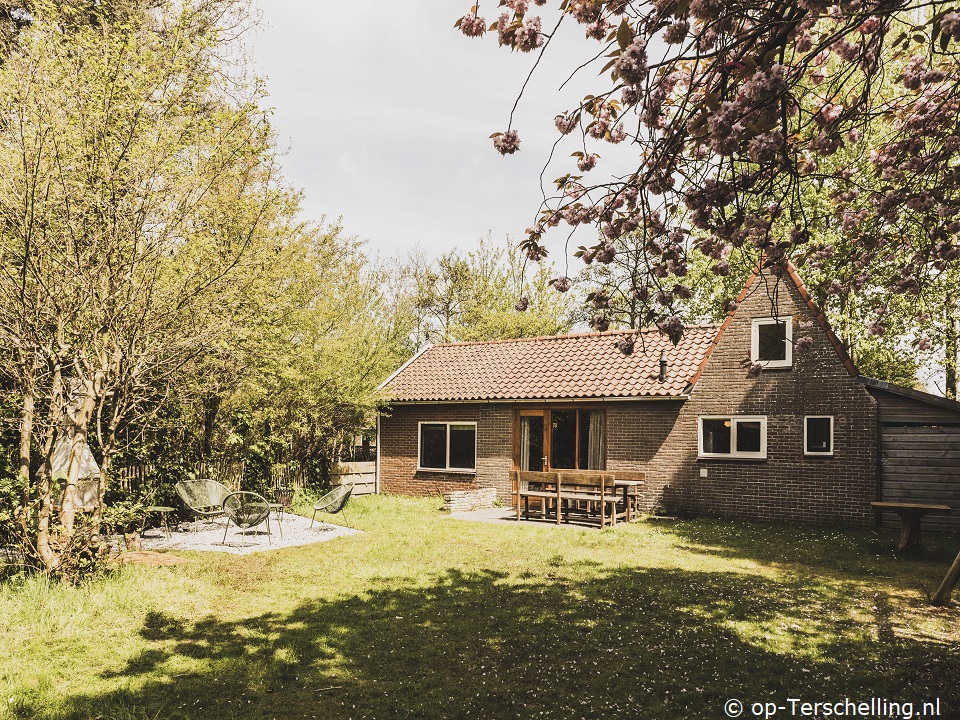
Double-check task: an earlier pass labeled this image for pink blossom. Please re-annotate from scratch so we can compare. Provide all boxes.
[943,12,960,41]
[917,337,932,351]
[514,296,530,312]
[525,242,546,261]
[492,129,521,155]
[608,125,627,144]
[515,16,544,52]
[663,21,689,45]
[568,2,601,24]
[555,112,578,135]
[505,0,529,12]
[577,153,599,172]
[591,314,610,332]
[747,362,764,378]
[553,276,572,292]
[811,67,827,85]
[859,16,881,34]
[585,20,610,40]
[795,32,812,53]
[661,315,683,338]
[615,336,635,355]
[615,35,648,86]
[596,241,617,263]
[820,103,843,123]
[867,321,885,336]
[795,336,814,353]
[497,12,512,45]
[748,130,783,163]
[458,13,487,37]
[847,128,861,143]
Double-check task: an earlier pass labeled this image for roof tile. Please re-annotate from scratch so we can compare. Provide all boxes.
[379,326,719,402]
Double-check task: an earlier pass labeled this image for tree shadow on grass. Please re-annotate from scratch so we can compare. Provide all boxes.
[657,518,960,584]
[19,566,960,720]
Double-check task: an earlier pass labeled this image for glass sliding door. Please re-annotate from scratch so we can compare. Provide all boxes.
[515,408,605,472]
[519,413,546,472]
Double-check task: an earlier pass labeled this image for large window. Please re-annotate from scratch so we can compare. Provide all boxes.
[804,416,833,456]
[418,422,476,471]
[517,408,605,471]
[698,416,767,459]
[751,317,793,368]
[549,409,606,470]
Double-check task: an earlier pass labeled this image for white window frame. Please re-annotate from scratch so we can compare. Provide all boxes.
[698,415,768,459]
[751,317,793,369]
[417,421,477,472]
[804,415,834,456]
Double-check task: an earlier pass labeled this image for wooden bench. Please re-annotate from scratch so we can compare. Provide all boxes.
[511,470,644,527]
[871,501,953,552]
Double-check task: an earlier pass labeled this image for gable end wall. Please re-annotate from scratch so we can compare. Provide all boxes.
[644,270,877,526]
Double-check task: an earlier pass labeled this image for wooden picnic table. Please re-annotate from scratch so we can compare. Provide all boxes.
[512,471,644,527]
[871,501,953,552]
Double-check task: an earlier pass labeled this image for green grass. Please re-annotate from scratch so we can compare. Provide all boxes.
[1,495,958,720]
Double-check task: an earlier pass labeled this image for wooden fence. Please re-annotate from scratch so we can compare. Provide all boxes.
[116,460,377,496]
[113,460,247,493]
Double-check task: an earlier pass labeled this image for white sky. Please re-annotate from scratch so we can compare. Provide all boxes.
[250,1,614,265]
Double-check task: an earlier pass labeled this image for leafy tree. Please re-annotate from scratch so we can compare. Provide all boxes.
[0,0,292,576]
[411,235,579,343]
[455,1,960,364]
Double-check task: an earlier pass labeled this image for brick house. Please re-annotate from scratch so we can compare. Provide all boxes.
[376,264,960,529]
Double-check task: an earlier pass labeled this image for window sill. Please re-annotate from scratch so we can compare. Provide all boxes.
[697,456,768,462]
[415,468,476,475]
[803,453,834,458]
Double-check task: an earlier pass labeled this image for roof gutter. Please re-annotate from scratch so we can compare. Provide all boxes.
[382,394,690,406]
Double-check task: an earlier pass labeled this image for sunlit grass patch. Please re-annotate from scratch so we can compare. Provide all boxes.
[0,495,957,720]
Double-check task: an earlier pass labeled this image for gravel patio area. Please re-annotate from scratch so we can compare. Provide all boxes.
[139,511,359,555]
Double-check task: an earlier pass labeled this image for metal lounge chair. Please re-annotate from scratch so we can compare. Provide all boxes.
[221,491,272,546]
[310,483,353,529]
[174,479,232,530]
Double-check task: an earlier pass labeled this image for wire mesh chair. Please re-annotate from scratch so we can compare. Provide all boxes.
[175,479,232,531]
[221,491,272,546]
[310,483,354,529]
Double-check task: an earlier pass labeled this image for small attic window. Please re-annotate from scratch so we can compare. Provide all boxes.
[752,317,793,369]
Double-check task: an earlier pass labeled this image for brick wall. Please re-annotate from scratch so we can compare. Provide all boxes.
[379,404,514,499]
[379,269,878,527]
[608,269,877,527]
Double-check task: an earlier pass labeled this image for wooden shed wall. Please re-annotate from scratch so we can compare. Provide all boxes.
[869,388,960,533]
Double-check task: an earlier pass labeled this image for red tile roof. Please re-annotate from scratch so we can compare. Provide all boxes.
[378,326,720,402]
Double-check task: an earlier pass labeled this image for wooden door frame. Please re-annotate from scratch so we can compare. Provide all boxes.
[511,405,606,471]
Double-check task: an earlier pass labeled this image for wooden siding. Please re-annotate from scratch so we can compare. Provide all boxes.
[868,387,960,426]
[879,426,960,532]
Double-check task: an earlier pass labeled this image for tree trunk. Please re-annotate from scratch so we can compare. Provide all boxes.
[18,383,34,534]
[36,364,64,573]
[60,377,100,535]
[932,547,960,606]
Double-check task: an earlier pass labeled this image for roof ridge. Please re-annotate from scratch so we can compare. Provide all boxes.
[431,323,721,349]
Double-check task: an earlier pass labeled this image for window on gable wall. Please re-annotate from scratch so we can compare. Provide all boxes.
[804,416,833,455]
[752,317,793,368]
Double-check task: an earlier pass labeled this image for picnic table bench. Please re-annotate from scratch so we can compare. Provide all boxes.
[871,501,953,552]
[511,470,645,527]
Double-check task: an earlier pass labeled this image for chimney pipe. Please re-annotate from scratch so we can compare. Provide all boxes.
[659,349,668,383]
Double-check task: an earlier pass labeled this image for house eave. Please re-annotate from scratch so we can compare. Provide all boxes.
[858,376,960,413]
[380,394,690,406]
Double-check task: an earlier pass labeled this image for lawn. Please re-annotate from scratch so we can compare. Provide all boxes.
[0,495,958,720]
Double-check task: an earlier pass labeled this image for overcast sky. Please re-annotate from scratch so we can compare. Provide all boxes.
[250,1,611,264]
